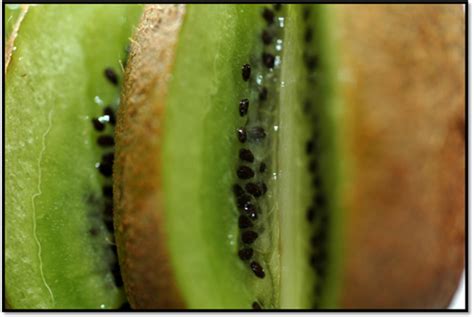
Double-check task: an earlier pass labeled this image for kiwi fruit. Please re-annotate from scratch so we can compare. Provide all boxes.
[5,4,464,310]
[5,5,142,309]
[115,4,465,309]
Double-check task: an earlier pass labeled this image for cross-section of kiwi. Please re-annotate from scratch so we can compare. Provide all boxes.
[115,4,464,309]
[5,5,142,309]
[5,3,464,311]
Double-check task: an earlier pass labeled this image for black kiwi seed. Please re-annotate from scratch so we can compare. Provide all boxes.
[237,166,255,179]
[105,219,114,232]
[104,67,118,86]
[237,128,247,143]
[242,231,258,244]
[259,162,266,173]
[91,118,105,131]
[262,8,274,25]
[97,135,115,147]
[306,140,314,154]
[237,194,252,209]
[102,186,113,197]
[248,127,266,140]
[233,184,245,198]
[238,248,254,261]
[306,207,315,222]
[103,106,116,125]
[110,244,118,255]
[252,301,262,310]
[309,254,318,267]
[250,261,265,278]
[242,64,251,81]
[239,215,253,229]
[262,52,275,69]
[304,27,313,43]
[239,99,250,116]
[273,3,282,11]
[239,148,254,163]
[245,182,262,198]
[305,54,318,71]
[261,30,273,45]
[102,152,114,166]
[259,87,268,101]
[104,201,113,218]
[98,162,113,177]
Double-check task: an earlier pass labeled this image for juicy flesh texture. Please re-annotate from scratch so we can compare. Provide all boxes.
[5,5,142,309]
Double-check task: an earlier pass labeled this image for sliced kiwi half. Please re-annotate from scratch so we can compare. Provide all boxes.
[115,4,464,310]
[5,5,142,309]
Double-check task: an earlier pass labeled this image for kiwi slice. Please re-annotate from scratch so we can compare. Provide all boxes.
[5,5,142,309]
[116,4,464,309]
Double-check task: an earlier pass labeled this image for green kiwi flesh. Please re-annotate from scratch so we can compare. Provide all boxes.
[278,6,343,308]
[163,5,280,308]
[5,5,142,309]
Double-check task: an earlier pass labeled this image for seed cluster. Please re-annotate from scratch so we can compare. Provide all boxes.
[301,6,329,306]
[90,66,123,288]
[232,7,285,305]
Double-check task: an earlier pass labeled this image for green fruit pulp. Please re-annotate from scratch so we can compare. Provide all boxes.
[163,5,272,308]
[5,5,142,309]
[162,4,344,309]
[279,6,344,308]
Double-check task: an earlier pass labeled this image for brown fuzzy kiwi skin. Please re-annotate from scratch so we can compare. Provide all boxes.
[114,5,186,309]
[335,5,465,309]
[114,4,465,309]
